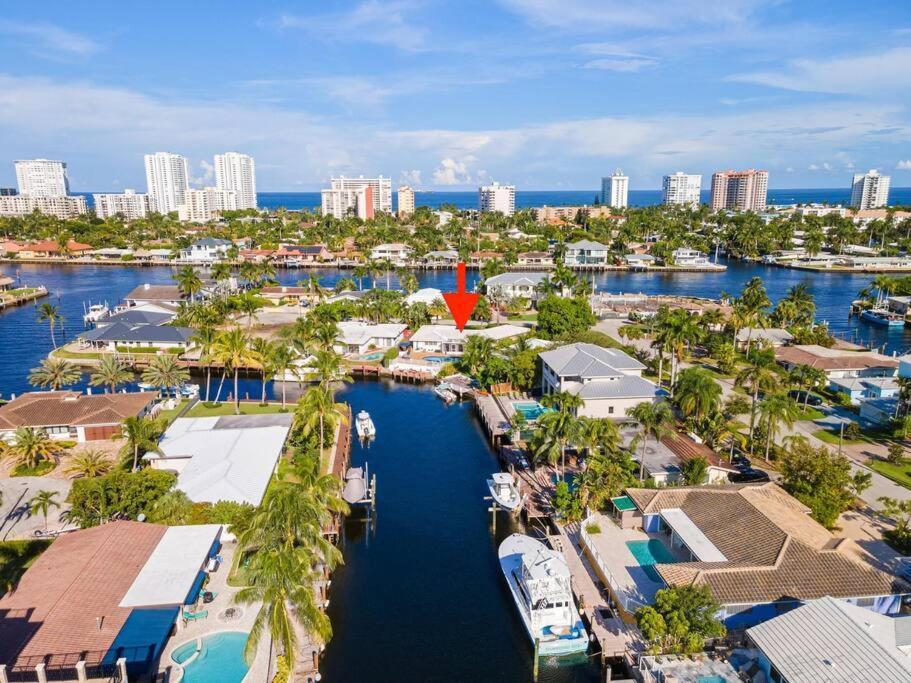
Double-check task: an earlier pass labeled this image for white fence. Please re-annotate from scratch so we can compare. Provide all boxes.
[579,514,649,615]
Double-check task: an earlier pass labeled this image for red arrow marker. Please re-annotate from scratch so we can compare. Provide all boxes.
[442,262,480,331]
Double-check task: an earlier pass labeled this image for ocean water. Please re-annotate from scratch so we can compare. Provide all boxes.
[74,188,911,212]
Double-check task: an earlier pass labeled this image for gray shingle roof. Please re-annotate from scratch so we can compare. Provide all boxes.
[485,272,550,287]
[78,324,193,344]
[192,237,232,248]
[539,343,644,377]
[576,375,662,399]
[566,239,608,250]
[100,310,173,326]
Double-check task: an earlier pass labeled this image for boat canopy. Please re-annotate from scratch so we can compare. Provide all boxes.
[342,467,367,504]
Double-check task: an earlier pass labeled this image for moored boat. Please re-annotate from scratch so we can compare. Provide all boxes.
[498,533,588,657]
[83,302,110,324]
[487,472,523,512]
[434,383,457,403]
[860,308,905,327]
[355,410,376,439]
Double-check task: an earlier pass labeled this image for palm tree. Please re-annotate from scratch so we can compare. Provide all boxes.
[788,364,827,412]
[211,261,234,298]
[212,328,260,414]
[461,336,494,380]
[295,386,348,450]
[5,428,65,471]
[236,292,262,328]
[780,283,815,327]
[141,355,190,398]
[251,338,278,404]
[28,490,60,530]
[119,415,163,471]
[28,358,82,390]
[313,349,351,389]
[758,392,801,462]
[270,345,299,408]
[352,265,369,291]
[36,303,63,349]
[674,367,722,421]
[629,401,674,482]
[577,416,620,457]
[89,356,132,394]
[538,391,584,475]
[190,325,219,402]
[64,449,114,478]
[175,265,204,303]
[735,349,780,452]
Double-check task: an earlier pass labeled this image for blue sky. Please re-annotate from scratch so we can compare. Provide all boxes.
[0,0,910,191]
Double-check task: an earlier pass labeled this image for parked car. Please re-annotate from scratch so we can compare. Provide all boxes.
[728,468,771,484]
[788,390,823,406]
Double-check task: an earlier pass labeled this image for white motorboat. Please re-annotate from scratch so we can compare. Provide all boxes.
[355,410,376,440]
[137,382,157,391]
[434,383,457,404]
[83,302,110,324]
[487,472,523,512]
[498,533,588,657]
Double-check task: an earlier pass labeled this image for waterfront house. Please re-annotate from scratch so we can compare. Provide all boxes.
[0,239,93,259]
[613,484,906,628]
[410,324,529,356]
[670,247,713,266]
[180,237,232,263]
[96,308,176,328]
[539,343,662,419]
[775,344,898,379]
[422,250,459,266]
[78,323,195,352]
[0,275,14,291]
[517,251,554,267]
[0,521,221,681]
[886,295,911,315]
[370,243,413,264]
[335,321,407,356]
[405,287,444,306]
[662,430,738,484]
[259,285,313,305]
[859,397,899,426]
[0,391,158,443]
[745,596,911,683]
[484,272,551,303]
[564,240,609,267]
[623,253,656,269]
[735,327,794,350]
[149,413,293,505]
[122,284,190,308]
[239,247,276,263]
[276,244,333,264]
[829,376,899,404]
[469,250,501,265]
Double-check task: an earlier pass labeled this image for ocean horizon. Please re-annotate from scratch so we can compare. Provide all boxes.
[73,187,911,212]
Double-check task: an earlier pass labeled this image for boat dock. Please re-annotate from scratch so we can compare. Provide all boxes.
[475,393,510,445]
[0,284,48,309]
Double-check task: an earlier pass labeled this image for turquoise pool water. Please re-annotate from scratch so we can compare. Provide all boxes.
[424,355,461,363]
[362,351,385,360]
[172,631,250,683]
[626,539,677,582]
[513,400,548,420]
[696,676,728,683]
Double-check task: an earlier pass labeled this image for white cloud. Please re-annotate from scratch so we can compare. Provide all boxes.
[583,58,656,72]
[728,47,911,93]
[898,160,911,170]
[0,21,98,55]
[192,160,215,187]
[433,157,475,185]
[807,162,833,172]
[401,169,422,185]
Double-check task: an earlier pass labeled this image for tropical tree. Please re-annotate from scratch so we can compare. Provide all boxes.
[64,449,114,478]
[28,358,82,390]
[270,345,299,408]
[89,356,132,394]
[681,456,709,485]
[236,292,263,328]
[212,328,260,414]
[538,391,584,475]
[119,415,164,471]
[251,338,278,404]
[4,428,65,471]
[36,303,63,349]
[175,265,204,303]
[673,367,722,421]
[735,349,780,451]
[141,354,190,398]
[788,364,827,412]
[295,386,348,450]
[29,490,60,530]
[758,392,801,462]
[461,336,495,380]
[630,401,674,482]
[190,325,219,402]
[576,416,621,457]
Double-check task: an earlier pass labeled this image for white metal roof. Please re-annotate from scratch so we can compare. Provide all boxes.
[119,524,221,607]
[660,507,727,562]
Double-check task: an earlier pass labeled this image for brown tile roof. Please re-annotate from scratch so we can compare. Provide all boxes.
[0,391,157,430]
[624,483,906,605]
[662,431,737,471]
[124,284,186,302]
[775,345,898,372]
[0,521,166,667]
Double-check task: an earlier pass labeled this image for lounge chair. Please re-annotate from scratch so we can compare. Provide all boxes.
[183,610,208,621]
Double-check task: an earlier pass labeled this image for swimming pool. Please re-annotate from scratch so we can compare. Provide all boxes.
[362,351,385,361]
[626,539,677,583]
[172,631,250,683]
[423,355,461,364]
[513,400,549,421]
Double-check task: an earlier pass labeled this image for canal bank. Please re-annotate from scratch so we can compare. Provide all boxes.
[319,379,601,683]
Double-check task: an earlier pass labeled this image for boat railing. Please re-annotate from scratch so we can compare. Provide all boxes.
[579,514,649,615]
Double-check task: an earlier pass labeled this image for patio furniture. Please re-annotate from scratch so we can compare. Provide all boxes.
[183,609,208,621]
[202,591,217,603]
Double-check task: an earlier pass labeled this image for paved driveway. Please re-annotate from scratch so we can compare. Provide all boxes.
[0,477,74,540]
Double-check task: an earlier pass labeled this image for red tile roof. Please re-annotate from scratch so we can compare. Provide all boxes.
[0,391,157,430]
[662,431,736,471]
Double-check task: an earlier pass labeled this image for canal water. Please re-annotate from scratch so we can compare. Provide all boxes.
[0,260,908,398]
[319,379,601,683]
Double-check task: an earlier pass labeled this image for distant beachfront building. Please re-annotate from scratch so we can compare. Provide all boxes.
[710,169,768,212]
[479,182,515,216]
[0,195,87,219]
[144,152,189,214]
[321,176,392,219]
[662,172,702,207]
[601,169,628,209]
[214,152,257,209]
[178,187,238,223]
[397,185,415,217]
[850,169,890,210]
[93,189,150,220]
[14,159,69,197]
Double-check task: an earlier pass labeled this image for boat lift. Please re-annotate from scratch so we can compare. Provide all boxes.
[342,463,377,536]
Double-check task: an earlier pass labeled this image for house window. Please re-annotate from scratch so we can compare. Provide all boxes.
[855,597,875,608]
[608,406,614,414]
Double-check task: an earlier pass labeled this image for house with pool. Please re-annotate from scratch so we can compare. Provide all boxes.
[539,343,663,419]
[410,324,529,357]
[0,521,222,682]
[579,483,907,630]
[334,321,407,357]
[483,271,552,304]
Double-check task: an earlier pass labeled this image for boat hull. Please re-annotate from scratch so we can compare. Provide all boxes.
[498,534,588,657]
[487,480,522,512]
[860,309,905,326]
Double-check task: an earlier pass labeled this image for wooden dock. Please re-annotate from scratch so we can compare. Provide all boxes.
[0,285,48,309]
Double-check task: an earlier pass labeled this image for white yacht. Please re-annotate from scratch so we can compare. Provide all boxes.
[487,472,523,512]
[83,302,110,324]
[355,410,376,440]
[434,383,457,404]
[498,533,588,657]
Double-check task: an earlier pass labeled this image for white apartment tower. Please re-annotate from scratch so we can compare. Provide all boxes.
[662,172,702,207]
[320,176,392,220]
[93,189,150,220]
[601,170,628,209]
[710,169,768,212]
[850,169,890,210]
[178,187,238,223]
[478,182,516,216]
[144,152,190,214]
[15,159,69,197]
[397,185,416,217]
[214,152,257,209]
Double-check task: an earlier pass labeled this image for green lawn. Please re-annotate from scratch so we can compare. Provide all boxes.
[155,400,188,425]
[507,313,537,322]
[51,349,104,360]
[795,407,826,421]
[813,428,862,445]
[184,401,290,418]
[868,458,911,490]
[0,540,52,597]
